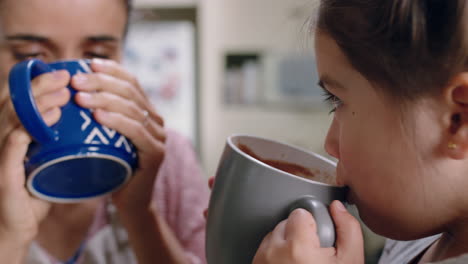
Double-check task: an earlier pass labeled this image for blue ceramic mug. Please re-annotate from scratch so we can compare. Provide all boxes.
[8,59,138,203]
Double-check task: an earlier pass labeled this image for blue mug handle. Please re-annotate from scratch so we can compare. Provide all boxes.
[9,59,59,143]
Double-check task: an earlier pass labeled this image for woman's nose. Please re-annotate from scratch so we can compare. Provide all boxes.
[324,116,340,159]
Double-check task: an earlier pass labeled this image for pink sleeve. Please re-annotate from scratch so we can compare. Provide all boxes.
[152,129,210,264]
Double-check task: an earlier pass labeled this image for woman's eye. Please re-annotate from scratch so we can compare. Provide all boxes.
[13,52,44,61]
[322,90,343,114]
[84,52,110,59]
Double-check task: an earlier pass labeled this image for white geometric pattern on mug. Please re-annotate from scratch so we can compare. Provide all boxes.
[80,110,132,153]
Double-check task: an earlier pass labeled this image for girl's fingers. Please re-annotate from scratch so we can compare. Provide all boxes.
[271,220,287,243]
[285,209,321,247]
[208,177,215,189]
[255,231,273,255]
[330,201,364,263]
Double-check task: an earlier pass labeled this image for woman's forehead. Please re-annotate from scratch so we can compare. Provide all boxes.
[0,0,127,36]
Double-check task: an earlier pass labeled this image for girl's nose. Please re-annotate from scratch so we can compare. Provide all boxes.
[324,116,340,159]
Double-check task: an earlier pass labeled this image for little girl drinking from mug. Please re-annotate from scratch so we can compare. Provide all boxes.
[252,0,468,263]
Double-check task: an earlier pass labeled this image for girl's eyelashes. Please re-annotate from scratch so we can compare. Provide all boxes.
[322,89,343,114]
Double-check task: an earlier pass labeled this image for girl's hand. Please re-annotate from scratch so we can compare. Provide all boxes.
[0,70,69,248]
[203,176,215,219]
[73,59,166,214]
[253,201,364,264]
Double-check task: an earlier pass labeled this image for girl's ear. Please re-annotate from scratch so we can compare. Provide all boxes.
[444,73,468,160]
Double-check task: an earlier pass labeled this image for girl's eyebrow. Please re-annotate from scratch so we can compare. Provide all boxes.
[318,74,345,90]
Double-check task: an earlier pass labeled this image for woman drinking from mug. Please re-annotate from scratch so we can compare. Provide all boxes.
[0,0,208,263]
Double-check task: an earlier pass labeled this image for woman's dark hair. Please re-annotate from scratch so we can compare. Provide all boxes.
[317,0,468,101]
[123,0,133,35]
[124,0,133,16]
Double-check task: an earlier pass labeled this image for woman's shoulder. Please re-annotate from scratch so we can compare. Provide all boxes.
[165,128,194,146]
[160,128,198,162]
[156,128,204,184]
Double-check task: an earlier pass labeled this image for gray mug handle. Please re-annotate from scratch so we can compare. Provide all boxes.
[289,195,336,247]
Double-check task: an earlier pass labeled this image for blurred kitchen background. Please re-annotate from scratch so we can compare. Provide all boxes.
[126,0,386,262]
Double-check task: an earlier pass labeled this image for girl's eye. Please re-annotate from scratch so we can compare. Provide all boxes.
[322,89,343,114]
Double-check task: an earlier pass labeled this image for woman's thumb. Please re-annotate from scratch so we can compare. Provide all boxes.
[330,200,364,263]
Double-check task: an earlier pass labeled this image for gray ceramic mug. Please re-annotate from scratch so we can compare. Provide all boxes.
[206,135,347,264]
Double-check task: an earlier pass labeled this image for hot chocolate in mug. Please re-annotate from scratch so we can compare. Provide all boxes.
[8,59,138,203]
[206,135,347,264]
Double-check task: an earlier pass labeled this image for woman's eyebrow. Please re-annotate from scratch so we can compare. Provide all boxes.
[5,34,48,43]
[86,35,120,43]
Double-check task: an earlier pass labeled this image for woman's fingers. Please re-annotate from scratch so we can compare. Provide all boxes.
[0,128,31,192]
[73,62,165,135]
[76,91,142,121]
[75,91,166,143]
[92,109,165,168]
[0,71,70,149]
[30,70,70,97]
[72,72,138,101]
[72,62,148,111]
[90,59,144,96]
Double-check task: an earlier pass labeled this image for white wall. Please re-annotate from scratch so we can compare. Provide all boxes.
[134,0,332,176]
[199,0,332,176]
[134,0,197,8]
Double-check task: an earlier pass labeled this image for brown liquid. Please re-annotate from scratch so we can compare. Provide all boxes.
[237,143,316,180]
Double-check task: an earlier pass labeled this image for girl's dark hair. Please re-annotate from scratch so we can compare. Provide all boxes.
[317,0,468,101]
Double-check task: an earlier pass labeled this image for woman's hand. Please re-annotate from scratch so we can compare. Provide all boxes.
[253,201,364,264]
[0,70,69,253]
[73,59,166,214]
